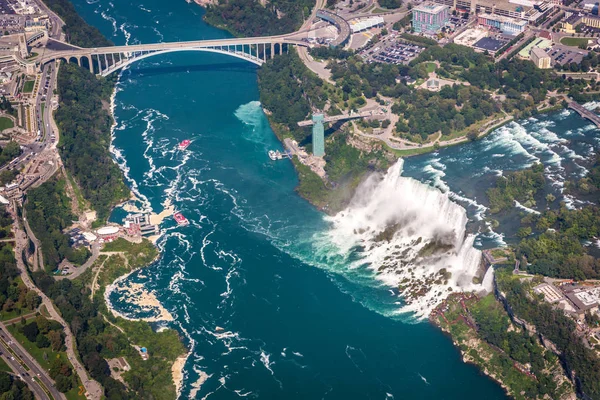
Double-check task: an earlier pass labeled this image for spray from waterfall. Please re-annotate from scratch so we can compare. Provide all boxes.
[321,159,493,318]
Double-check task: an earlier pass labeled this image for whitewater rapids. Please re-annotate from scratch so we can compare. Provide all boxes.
[323,159,492,318]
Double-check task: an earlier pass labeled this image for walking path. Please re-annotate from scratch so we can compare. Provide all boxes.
[12,211,103,399]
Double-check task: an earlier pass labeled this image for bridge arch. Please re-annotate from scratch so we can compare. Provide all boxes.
[98,46,266,77]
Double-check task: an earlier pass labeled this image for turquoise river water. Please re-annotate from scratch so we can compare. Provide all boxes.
[70,0,600,398]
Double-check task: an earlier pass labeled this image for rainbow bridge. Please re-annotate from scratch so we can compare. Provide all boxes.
[36,33,314,76]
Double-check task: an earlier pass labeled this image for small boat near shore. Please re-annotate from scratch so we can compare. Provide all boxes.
[268,149,292,161]
[173,212,189,226]
[178,139,191,151]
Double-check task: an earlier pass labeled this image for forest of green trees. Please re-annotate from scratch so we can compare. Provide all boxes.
[486,163,546,214]
[497,269,600,399]
[0,207,41,317]
[258,52,326,143]
[0,141,21,168]
[55,64,129,222]
[0,372,34,399]
[204,0,315,37]
[470,294,564,397]
[44,0,112,47]
[25,178,90,271]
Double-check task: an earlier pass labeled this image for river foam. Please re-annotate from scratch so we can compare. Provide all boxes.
[317,159,492,318]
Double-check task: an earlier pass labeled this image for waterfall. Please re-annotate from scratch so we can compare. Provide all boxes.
[324,159,487,318]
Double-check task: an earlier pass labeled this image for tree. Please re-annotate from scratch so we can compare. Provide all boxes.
[36,316,50,334]
[21,322,39,342]
[48,330,63,352]
[25,290,40,310]
[35,333,50,348]
[55,374,73,393]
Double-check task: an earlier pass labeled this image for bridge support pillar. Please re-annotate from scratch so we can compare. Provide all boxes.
[111,53,115,68]
[87,55,93,74]
[103,54,109,74]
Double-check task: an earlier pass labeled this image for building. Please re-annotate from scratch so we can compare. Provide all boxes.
[24,17,48,32]
[473,37,506,53]
[563,286,600,317]
[582,13,600,28]
[477,13,528,34]
[312,113,325,157]
[562,13,582,33]
[349,16,384,33]
[530,46,551,68]
[412,2,450,34]
[431,0,554,23]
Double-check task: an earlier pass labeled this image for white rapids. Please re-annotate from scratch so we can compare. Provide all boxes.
[323,159,492,318]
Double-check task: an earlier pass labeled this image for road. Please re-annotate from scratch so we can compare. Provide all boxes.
[33,0,65,40]
[11,212,103,399]
[55,243,101,280]
[0,322,63,400]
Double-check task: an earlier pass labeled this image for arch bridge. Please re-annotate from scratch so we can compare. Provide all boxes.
[39,35,311,76]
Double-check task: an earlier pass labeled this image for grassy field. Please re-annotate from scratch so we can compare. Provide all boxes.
[424,62,437,73]
[6,324,67,371]
[22,80,35,93]
[0,358,12,373]
[0,116,14,131]
[560,37,593,47]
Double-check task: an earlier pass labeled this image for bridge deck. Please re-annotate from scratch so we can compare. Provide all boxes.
[568,101,600,128]
[297,110,379,126]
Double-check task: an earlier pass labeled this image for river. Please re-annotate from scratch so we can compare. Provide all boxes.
[69,0,599,398]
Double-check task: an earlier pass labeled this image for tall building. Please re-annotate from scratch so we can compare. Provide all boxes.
[412,3,450,34]
[530,47,551,69]
[477,13,528,34]
[312,113,325,157]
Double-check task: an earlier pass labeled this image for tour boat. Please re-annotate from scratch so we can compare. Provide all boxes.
[268,150,283,160]
[173,212,189,226]
[178,139,191,151]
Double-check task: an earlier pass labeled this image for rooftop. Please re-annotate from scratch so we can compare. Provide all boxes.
[474,37,506,51]
[530,46,550,59]
[413,2,450,13]
[478,12,528,25]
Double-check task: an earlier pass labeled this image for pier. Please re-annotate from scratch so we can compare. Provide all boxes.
[568,101,600,128]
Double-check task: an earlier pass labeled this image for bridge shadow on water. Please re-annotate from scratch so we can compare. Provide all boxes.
[119,61,258,79]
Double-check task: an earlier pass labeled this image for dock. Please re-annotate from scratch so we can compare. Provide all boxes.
[568,101,600,128]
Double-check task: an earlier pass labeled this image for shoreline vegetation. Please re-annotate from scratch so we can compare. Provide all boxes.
[24,1,189,398]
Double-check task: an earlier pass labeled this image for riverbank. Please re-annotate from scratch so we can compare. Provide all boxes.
[430,291,576,400]
[47,12,187,397]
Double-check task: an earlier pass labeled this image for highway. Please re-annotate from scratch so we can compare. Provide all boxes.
[0,322,64,400]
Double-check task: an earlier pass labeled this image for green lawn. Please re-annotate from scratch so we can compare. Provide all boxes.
[0,357,12,373]
[22,80,35,93]
[0,116,14,131]
[560,37,593,47]
[424,62,437,73]
[6,324,67,371]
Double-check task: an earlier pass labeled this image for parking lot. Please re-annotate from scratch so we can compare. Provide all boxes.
[548,44,587,65]
[579,24,600,35]
[0,15,26,34]
[0,0,15,15]
[360,37,425,65]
